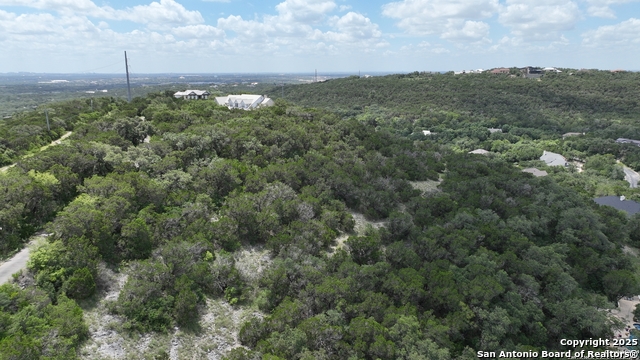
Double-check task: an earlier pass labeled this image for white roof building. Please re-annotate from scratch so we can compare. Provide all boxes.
[174,90,210,100]
[215,94,274,110]
[469,149,490,155]
[540,151,567,166]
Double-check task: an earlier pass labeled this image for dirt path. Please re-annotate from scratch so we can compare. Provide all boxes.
[0,131,72,173]
[0,131,73,282]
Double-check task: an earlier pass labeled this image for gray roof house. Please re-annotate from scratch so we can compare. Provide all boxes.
[540,151,567,166]
[522,168,548,177]
[594,196,640,216]
[214,94,274,110]
[562,132,584,139]
[616,138,640,146]
[174,90,210,100]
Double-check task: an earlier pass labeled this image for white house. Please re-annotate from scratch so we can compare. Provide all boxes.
[543,67,562,73]
[215,94,274,110]
[174,90,210,100]
[540,151,567,166]
[469,149,490,155]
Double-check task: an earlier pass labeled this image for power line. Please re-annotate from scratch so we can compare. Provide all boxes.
[78,59,123,73]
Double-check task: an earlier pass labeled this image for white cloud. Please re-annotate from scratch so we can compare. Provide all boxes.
[441,20,490,42]
[275,0,336,24]
[327,12,382,40]
[498,0,581,39]
[172,24,225,38]
[587,5,616,17]
[0,0,204,26]
[216,0,386,54]
[382,0,499,36]
[202,0,230,2]
[582,17,640,46]
[432,47,450,54]
[127,0,204,26]
[584,0,638,18]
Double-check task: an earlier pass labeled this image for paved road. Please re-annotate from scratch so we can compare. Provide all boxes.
[0,247,30,284]
[623,166,640,188]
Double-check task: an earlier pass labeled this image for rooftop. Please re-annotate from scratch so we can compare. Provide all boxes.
[469,149,490,155]
[540,151,566,166]
[522,168,548,177]
[594,196,640,216]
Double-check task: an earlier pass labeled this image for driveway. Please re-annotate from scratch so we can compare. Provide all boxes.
[0,247,30,284]
[624,166,640,188]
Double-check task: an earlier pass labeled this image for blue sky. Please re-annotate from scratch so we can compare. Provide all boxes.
[0,0,638,73]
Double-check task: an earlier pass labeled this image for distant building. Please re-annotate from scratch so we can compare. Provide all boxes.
[215,94,274,110]
[521,66,543,79]
[423,130,432,136]
[540,151,567,166]
[616,138,640,146]
[522,168,548,177]
[562,132,584,139]
[543,67,562,73]
[174,90,210,100]
[488,128,503,133]
[469,149,490,155]
[594,196,640,216]
[491,68,510,74]
[454,69,484,75]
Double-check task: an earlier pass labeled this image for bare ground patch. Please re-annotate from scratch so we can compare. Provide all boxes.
[79,266,130,360]
[79,255,268,359]
[234,246,271,285]
[409,179,442,196]
[350,212,386,236]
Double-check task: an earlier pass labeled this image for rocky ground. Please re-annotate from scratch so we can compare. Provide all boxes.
[79,248,272,360]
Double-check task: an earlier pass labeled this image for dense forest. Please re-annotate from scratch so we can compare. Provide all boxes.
[1,72,640,359]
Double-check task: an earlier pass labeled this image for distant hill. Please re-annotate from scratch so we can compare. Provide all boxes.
[273,70,640,132]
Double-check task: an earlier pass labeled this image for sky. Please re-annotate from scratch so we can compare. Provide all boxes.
[0,0,639,73]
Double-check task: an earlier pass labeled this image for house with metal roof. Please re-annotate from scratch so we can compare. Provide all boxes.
[562,132,584,139]
[543,67,562,73]
[594,196,640,216]
[174,90,210,100]
[214,94,274,110]
[522,168,548,177]
[616,138,640,146]
[469,149,490,155]
[540,151,567,166]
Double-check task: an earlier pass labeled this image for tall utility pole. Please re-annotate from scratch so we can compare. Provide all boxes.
[124,51,132,103]
[45,109,50,131]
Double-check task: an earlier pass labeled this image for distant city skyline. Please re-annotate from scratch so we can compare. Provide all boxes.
[0,0,638,73]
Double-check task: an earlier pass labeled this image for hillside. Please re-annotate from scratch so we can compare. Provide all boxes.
[0,78,640,359]
[276,70,640,133]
